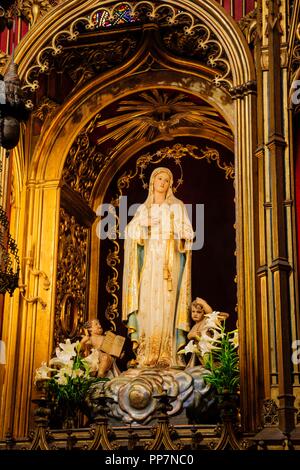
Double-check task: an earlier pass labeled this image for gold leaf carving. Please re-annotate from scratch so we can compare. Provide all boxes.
[96,90,232,157]
[32,96,58,121]
[55,208,88,345]
[105,242,120,328]
[22,1,234,104]
[54,36,137,94]
[116,144,234,198]
[19,0,62,26]
[62,112,107,203]
[0,51,9,75]
[238,8,257,43]
[262,399,279,426]
[162,28,232,88]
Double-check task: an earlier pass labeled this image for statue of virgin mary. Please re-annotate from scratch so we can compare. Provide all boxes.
[122,167,194,368]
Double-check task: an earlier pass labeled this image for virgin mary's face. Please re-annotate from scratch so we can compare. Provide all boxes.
[153,172,171,195]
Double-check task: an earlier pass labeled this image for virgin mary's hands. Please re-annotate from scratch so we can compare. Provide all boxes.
[140,214,160,227]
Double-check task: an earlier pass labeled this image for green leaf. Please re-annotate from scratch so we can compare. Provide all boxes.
[202,322,240,394]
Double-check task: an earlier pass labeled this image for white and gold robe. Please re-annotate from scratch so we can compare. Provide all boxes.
[122,201,193,368]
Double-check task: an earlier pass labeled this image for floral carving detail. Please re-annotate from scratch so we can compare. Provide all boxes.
[19,0,62,25]
[238,8,257,43]
[162,27,232,88]
[32,96,58,122]
[55,208,88,346]
[21,1,234,103]
[262,399,279,426]
[62,113,106,203]
[57,37,137,94]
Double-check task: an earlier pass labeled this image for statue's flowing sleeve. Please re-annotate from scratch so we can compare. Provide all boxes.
[173,202,194,339]
[122,207,147,346]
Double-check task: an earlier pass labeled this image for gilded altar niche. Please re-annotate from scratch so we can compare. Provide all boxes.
[3,0,300,451]
[0,0,256,444]
[52,68,238,430]
[57,82,236,342]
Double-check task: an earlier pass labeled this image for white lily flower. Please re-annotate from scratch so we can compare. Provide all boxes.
[56,375,68,386]
[72,369,84,378]
[203,311,224,329]
[59,338,79,356]
[53,339,79,364]
[34,362,55,384]
[49,357,74,368]
[83,349,100,372]
[184,340,199,354]
[202,327,222,343]
[229,330,239,349]
[198,336,221,356]
[54,366,73,385]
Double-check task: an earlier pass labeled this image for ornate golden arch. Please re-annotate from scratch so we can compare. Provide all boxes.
[14,0,255,90]
[2,0,259,439]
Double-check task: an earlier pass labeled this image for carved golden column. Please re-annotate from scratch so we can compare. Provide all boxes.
[253,0,272,402]
[0,175,60,438]
[231,80,259,432]
[265,0,295,433]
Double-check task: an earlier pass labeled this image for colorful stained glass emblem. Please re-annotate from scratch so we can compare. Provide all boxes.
[92,3,136,28]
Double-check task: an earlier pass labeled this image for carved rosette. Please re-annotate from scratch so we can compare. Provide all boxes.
[54,208,89,345]
[32,96,58,122]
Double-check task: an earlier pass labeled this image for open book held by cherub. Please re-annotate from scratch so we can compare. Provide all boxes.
[80,319,125,378]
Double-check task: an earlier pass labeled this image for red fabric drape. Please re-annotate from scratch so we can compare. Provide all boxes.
[0,18,28,56]
[0,30,8,54]
[217,0,255,20]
